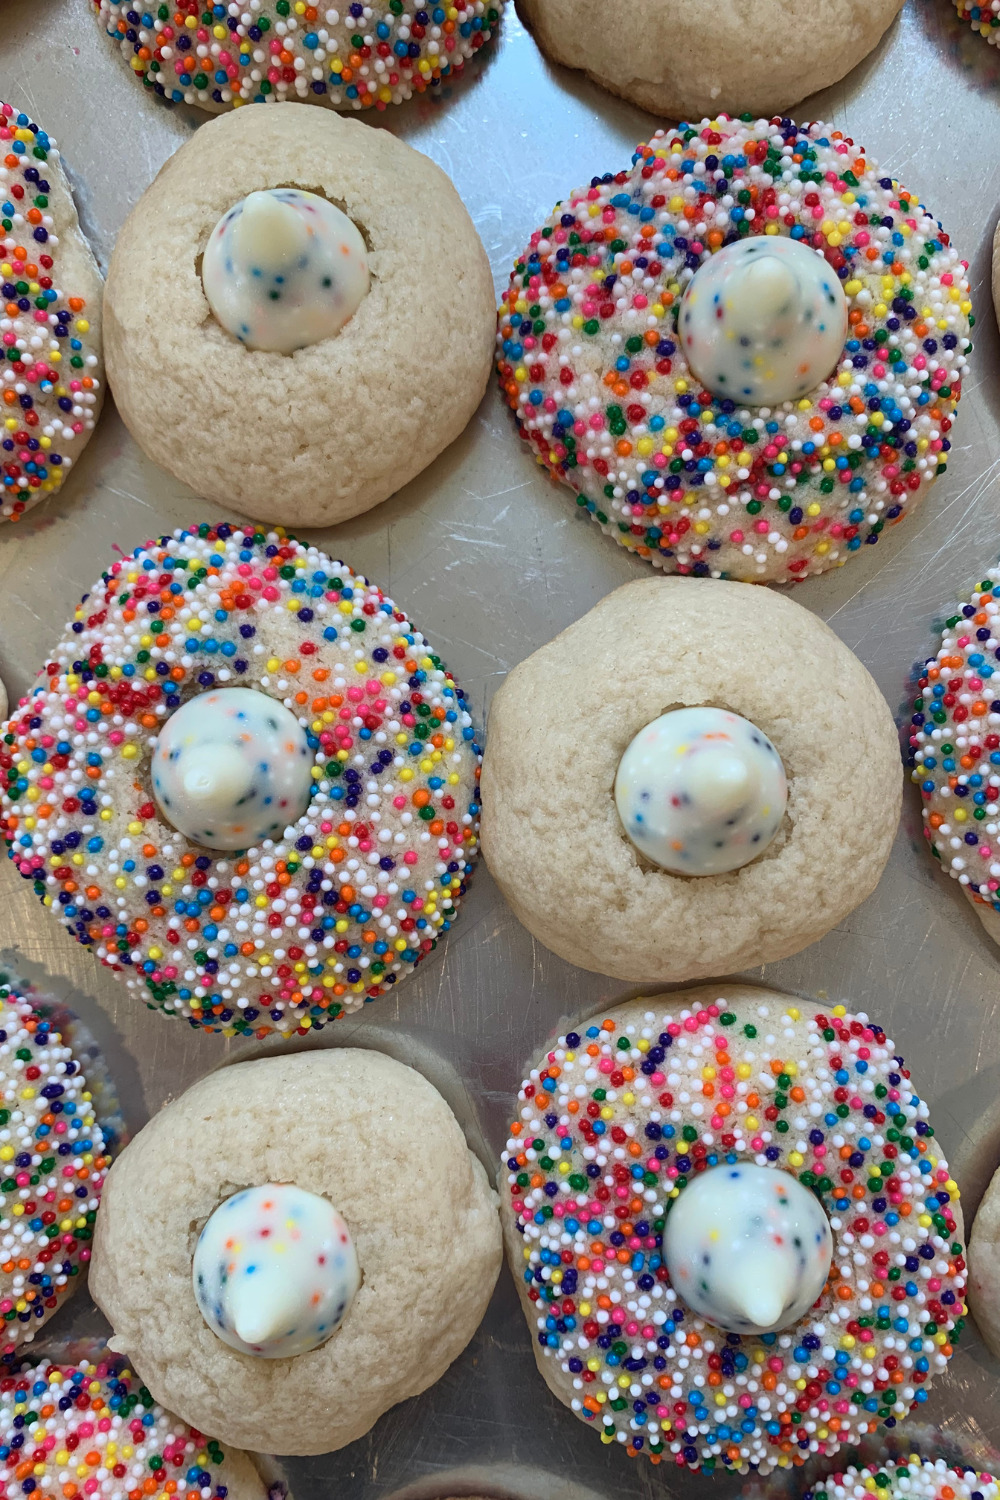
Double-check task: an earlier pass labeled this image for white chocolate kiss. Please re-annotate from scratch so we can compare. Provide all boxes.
[151,687,314,850]
[679,236,848,405]
[663,1163,833,1334]
[613,706,787,877]
[201,188,370,354]
[193,1182,361,1359]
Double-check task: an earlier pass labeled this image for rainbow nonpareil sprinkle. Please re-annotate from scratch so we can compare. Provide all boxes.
[952,0,1000,44]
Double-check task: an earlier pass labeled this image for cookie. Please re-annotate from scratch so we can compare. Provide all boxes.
[480,576,900,981]
[0,1358,268,1500]
[519,0,903,121]
[0,101,104,522]
[0,981,111,1356]
[501,986,966,1473]
[964,1158,1000,1357]
[0,524,482,1038]
[90,1048,502,1455]
[907,568,1000,947]
[808,1458,999,1500]
[104,105,495,527]
[93,0,503,112]
[497,115,971,583]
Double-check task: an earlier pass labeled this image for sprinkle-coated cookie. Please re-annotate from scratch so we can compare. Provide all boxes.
[497,117,971,583]
[0,524,482,1038]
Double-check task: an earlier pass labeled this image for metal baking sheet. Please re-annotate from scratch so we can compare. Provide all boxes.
[5,1,1000,1496]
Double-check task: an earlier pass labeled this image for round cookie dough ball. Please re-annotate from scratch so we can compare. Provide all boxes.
[810,1459,999,1500]
[519,0,903,121]
[0,1359,268,1500]
[0,981,111,1355]
[0,523,482,1038]
[502,986,967,1473]
[497,116,971,583]
[481,577,900,981]
[105,105,495,528]
[908,568,1000,947]
[965,1159,1000,1357]
[93,0,503,112]
[0,102,104,522]
[90,1048,502,1455]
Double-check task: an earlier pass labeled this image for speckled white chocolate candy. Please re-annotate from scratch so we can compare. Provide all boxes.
[679,237,848,406]
[193,1181,360,1359]
[614,706,787,877]
[151,687,314,851]
[202,189,370,354]
[662,1162,832,1334]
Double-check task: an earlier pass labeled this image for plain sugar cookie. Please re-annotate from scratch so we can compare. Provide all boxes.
[104,105,495,528]
[965,1158,1000,1357]
[0,101,104,522]
[481,577,901,981]
[518,0,903,121]
[90,1048,502,1455]
[502,986,966,1473]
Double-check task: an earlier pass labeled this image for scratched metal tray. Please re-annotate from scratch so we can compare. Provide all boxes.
[4,1,1000,1496]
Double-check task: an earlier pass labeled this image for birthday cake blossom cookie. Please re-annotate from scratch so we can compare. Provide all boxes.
[0,523,482,1038]
[808,1457,999,1500]
[0,982,110,1355]
[91,1048,502,1455]
[502,986,966,1473]
[105,104,494,527]
[519,0,903,121]
[94,0,503,112]
[497,116,972,583]
[0,102,104,523]
[0,1358,270,1500]
[481,576,900,981]
[907,568,1000,946]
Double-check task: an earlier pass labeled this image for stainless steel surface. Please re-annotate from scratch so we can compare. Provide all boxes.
[3,1,1000,1495]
